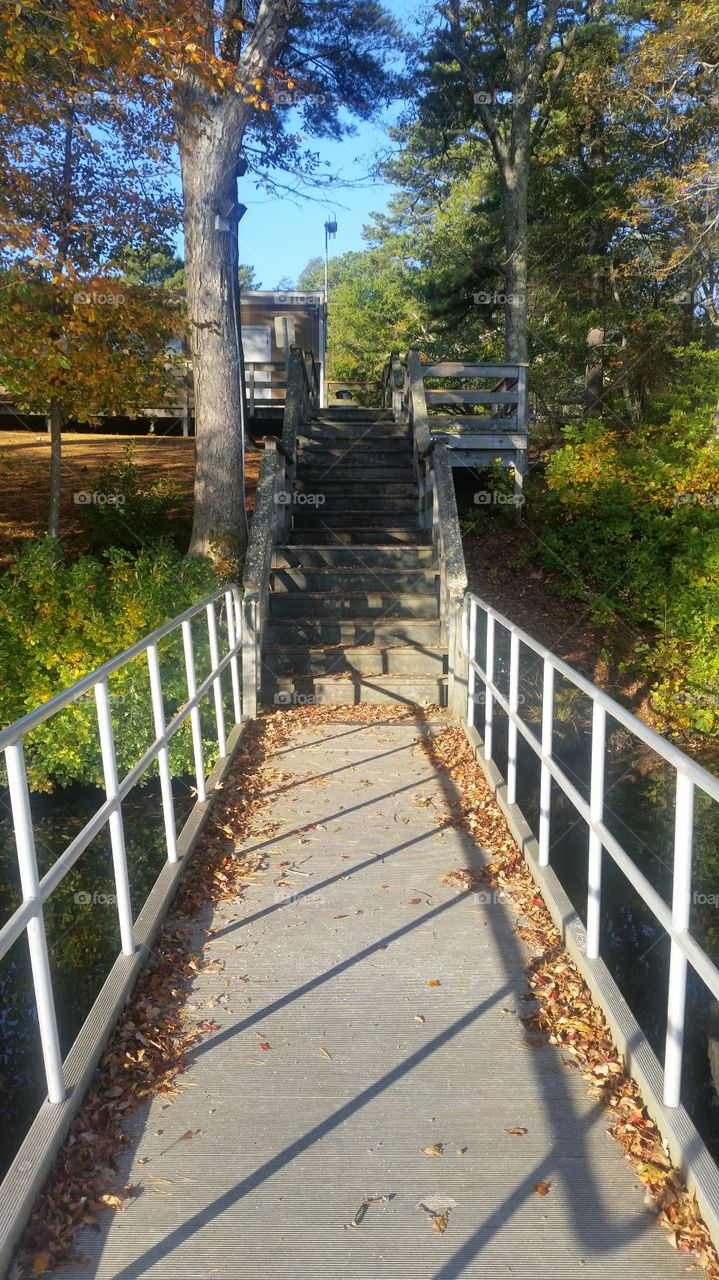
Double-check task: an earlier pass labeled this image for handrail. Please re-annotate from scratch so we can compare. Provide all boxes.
[460,589,719,1113]
[0,588,235,750]
[394,349,468,716]
[242,345,316,715]
[406,349,432,457]
[0,585,244,1109]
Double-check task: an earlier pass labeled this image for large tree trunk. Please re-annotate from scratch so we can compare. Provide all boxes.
[48,397,62,538]
[178,122,247,567]
[502,160,529,365]
[584,2,607,417]
[584,322,605,416]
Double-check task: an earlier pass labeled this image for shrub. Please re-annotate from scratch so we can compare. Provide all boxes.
[79,443,189,553]
[537,380,719,738]
[0,539,220,790]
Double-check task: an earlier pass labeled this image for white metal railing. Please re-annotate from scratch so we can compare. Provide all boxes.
[461,590,719,1110]
[0,585,244,1109]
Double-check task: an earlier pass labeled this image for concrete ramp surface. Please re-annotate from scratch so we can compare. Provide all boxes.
[61,720,687,1279]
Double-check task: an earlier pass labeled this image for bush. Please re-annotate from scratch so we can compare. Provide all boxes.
[79,443,188,553]
[537,369,719,738]
[0,539,220,790]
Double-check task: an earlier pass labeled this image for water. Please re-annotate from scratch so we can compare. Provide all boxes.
[0,777,195,1180]
[480,619,719,1158]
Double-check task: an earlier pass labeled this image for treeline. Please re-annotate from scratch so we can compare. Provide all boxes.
[297,0,719,737]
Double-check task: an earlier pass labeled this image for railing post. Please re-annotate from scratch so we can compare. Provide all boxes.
[94,680,136,955]
[182,619,206,803]
[467,598,477,729]
[484,614,495,762]
[663,771,695,1107]
[206,601,227,757]
[5,740,66,1104]
[146,642,178,864]
[586,702,606,959]
[242,594,259,719]
[507,631,520,805]
[538,659,554,866]
[225,588,242,723]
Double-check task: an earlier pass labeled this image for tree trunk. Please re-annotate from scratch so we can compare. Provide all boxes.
[178,124,247,568]
[584,323,605,416]
[502,160,529,365]
[48,397,62,538]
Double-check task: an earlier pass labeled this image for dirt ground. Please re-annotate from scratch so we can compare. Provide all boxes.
[0,431,261,563]
[462,520,656,721]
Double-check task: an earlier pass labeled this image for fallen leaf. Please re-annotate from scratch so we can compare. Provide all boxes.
[408,898,421,905]
[533,1181,552,1196]
[505,1127,527,1136]
[179,1129,200,1141]
[422,1144,443,1157]
[97,1193,123,1211]
[432,1210,450,1233]
[427,979,441,988]
[414,1014,425,1023]
[31,1254,51,1276]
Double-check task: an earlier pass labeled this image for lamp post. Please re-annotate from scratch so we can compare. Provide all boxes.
[324,216,337,303]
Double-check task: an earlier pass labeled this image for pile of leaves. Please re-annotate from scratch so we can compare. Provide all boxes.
[423,725,719,1276]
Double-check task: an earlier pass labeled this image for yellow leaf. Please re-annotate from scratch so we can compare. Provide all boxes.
[32,1254,51,1276]
[422,1144,443,1157]
[98,1192,123,1210]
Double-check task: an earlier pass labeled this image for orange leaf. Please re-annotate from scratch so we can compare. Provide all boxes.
[32,1254,51,1276]
[533,1181,552,1196]
[427,979,441,988]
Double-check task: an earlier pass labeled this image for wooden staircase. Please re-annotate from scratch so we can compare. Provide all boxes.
[260,407,448,707]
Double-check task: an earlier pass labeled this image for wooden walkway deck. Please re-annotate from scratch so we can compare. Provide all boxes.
[62,720,687,1279]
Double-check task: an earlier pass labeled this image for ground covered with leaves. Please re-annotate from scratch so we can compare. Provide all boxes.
[11,705,719,1277]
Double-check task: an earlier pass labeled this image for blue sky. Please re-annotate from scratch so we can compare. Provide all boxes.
[236,0,421,288]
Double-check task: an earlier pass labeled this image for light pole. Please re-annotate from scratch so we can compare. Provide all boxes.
[324,216,337,303]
